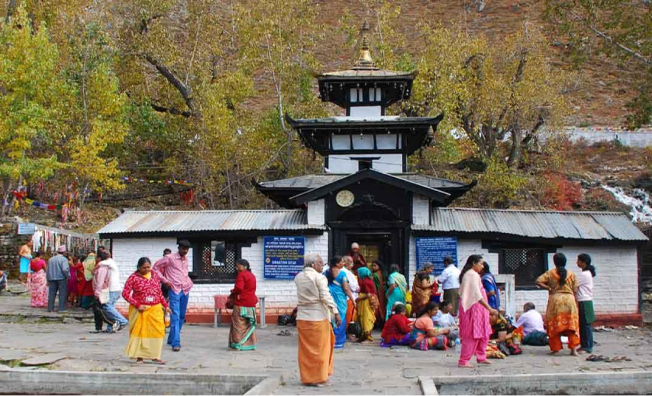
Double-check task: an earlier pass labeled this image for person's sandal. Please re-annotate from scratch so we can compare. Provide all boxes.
[172,346,181,352]
[458,363,474,368]
[151,359,166,365]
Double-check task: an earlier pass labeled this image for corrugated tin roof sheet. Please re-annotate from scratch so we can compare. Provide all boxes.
[413,208,648,242]
[97,210,324,235]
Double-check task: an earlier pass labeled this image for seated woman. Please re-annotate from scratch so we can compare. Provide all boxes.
[411,301,451,351]
[380,303,412,347]
[432,300,458,345]
[490,311,516,342]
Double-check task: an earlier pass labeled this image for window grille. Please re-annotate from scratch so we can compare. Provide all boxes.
[191,241,238,283]
[500,248,546,288]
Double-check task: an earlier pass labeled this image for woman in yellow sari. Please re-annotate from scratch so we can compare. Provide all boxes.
[356,267,379,342]
[122,257,170,364]
[536,253,580,356]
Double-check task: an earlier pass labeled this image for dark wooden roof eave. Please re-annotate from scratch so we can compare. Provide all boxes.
[290,168,451,205]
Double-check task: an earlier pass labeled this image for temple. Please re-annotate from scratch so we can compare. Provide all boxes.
[98,24,646,324]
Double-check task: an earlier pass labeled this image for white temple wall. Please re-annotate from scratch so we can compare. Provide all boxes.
[408,236,639,316]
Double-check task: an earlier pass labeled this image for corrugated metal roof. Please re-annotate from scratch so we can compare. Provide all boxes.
[413,208,648,242]
[97,210,324,235]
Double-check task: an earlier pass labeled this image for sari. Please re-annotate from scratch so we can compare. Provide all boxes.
[411,275,432,318]
[536,269,580,352]
[410,316,448,350]
[229,306,257,350]
[386,272,407,320]
[125,304,165,359]
[372,270,387,324]
[481,273,500,310]
[357,268,378,341]
[327,271,349,349]
[29,269,48,308]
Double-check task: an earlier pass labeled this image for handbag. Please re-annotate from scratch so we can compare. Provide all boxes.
[346,307,362,338]
[99,288,110,305]
[225,293,235,309]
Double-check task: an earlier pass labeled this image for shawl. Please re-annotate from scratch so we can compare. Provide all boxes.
[459,270,484,311]
[82,253,96,281]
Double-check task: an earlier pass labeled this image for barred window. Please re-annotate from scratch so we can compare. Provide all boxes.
[190,240,238,283]
[500,248,547,289]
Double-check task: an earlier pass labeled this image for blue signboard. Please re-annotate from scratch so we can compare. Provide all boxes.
[17,223,36,235]
[263,236,306,280]
[415,237,458,275]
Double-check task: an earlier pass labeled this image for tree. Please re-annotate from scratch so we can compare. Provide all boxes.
[59,22,128,205]
[407,24,572,168]
[544,0,652,128]
[0,7,63,214]
[238,0,325,176]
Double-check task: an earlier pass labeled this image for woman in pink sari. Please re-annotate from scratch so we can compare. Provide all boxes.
[29,252,48,308]
[458,255,498,368]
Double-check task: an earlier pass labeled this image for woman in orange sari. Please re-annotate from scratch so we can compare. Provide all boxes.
[371,260,386,326]
[535,253,580,356]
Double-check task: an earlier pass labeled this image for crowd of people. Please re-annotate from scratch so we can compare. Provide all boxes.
[295,248,598,386]
[11,238,599,386]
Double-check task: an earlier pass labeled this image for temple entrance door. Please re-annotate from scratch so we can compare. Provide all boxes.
[330,226,407,277]
[346,232,392,271]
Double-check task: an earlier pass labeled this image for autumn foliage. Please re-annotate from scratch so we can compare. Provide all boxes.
[541,173,583,211]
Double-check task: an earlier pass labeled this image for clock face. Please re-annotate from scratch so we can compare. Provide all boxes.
[336,190,355,207]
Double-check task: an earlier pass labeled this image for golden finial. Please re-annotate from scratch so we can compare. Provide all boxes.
[354,21,377,70]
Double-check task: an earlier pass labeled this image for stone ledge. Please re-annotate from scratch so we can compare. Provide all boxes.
[427,371,652,395]
[0,369,271,395]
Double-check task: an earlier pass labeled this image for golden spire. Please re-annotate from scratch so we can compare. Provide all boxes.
[354,21,377,70]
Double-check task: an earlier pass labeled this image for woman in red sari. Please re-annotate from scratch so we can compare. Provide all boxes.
[458,255,498,368]
[29,252,48,308]
[229,259,258,350]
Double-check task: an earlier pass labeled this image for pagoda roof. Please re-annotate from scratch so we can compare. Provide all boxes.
[317,69,415,80]
[286,115,438,127]
[254,172,476,208]
[286,113,443,156]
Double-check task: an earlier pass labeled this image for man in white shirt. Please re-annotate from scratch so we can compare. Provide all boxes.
[294,253,341,387]
[517,302,548,346]
[436,256,461,315]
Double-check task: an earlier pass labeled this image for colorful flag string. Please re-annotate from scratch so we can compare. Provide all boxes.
[9,190,66,211]
[121,176,193,186]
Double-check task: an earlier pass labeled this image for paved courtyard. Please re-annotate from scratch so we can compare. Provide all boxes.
[1,296,652,395]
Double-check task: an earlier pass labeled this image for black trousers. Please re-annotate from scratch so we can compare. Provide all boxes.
[91,298,118,331]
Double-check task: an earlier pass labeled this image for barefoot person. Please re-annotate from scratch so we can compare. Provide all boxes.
[229,259,258,351]
[294,253,342,387]
[122,257,169,365]
[535,253,580,356]
[575,253,596,354]
[458,255,498,368]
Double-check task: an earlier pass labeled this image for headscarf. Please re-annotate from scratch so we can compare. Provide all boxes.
[357,267,372,279]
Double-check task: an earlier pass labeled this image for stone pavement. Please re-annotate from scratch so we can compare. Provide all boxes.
[1,296,652,395]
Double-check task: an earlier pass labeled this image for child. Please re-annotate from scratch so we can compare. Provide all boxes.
[380,303,412,347]
[432,300,458,346]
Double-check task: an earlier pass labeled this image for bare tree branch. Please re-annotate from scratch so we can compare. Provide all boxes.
[150,102,193,117]
[144,55,200,118]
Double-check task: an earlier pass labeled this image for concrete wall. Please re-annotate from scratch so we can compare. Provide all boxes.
[307,199,325,225]
[412,196,430,225]
[409,236,639,315]
[111,233,329,316]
